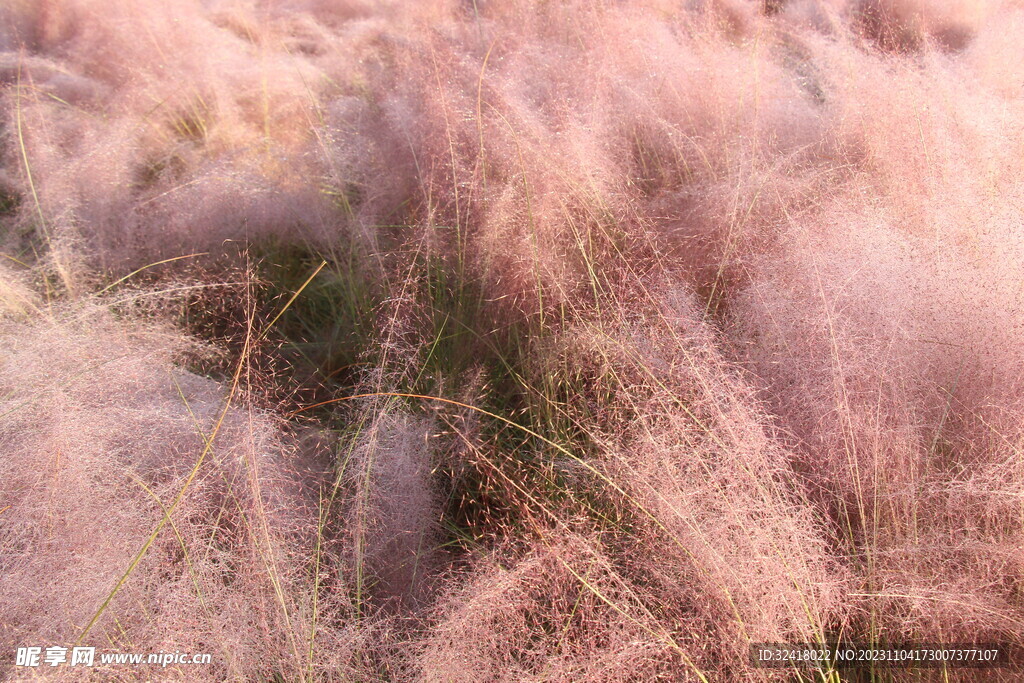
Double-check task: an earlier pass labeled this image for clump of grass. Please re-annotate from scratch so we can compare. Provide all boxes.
[0,265,402,680]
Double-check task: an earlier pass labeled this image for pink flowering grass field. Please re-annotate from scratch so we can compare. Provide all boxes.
[2,1,1024,680]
